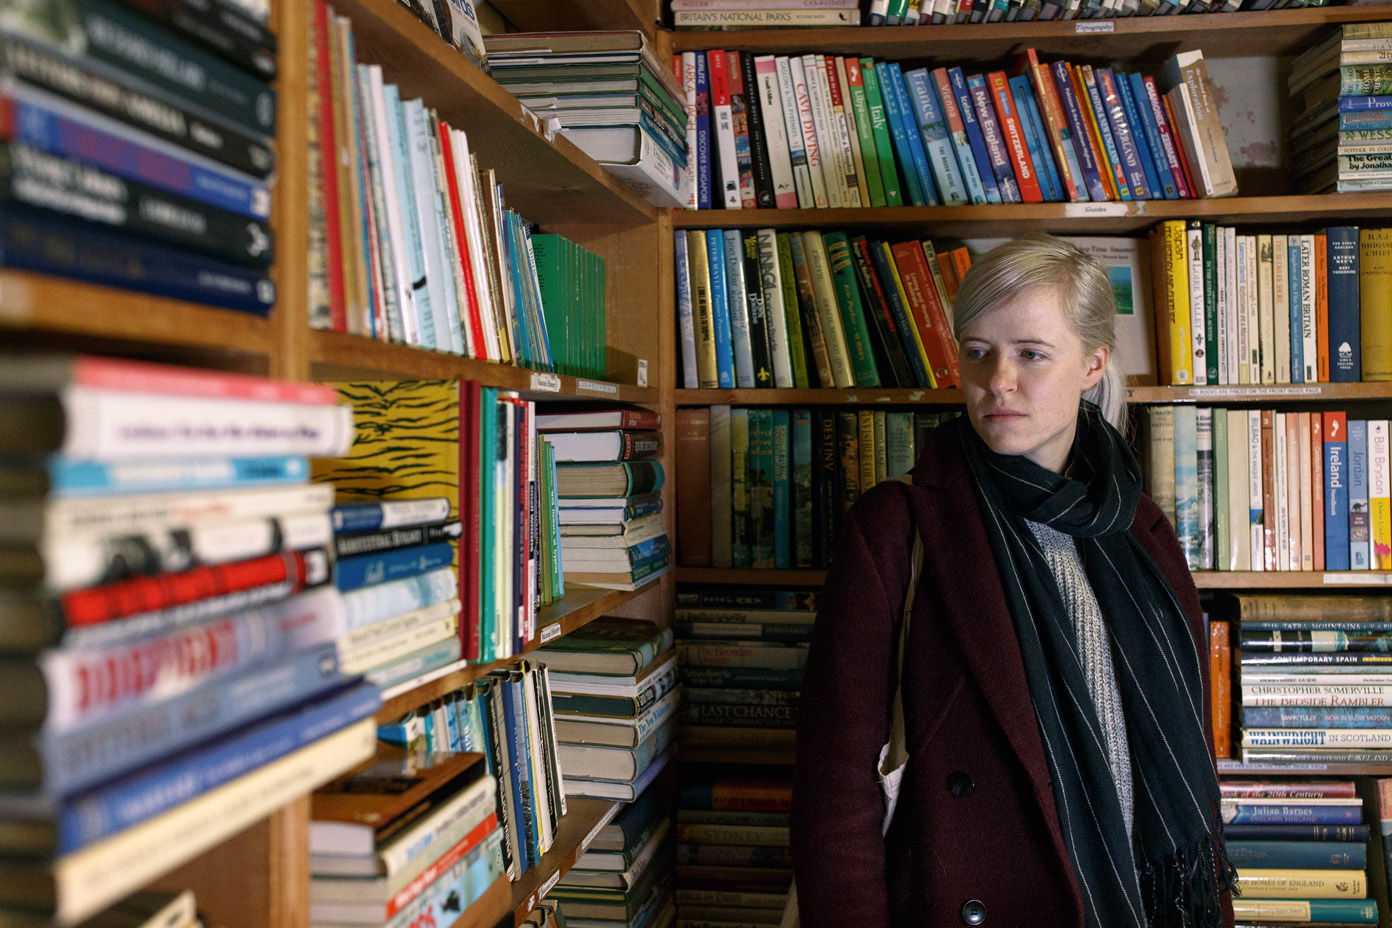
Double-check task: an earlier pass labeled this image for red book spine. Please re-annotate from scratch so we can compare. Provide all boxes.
[1208,620,1230,758]
[59,356,340,404]
[987,71,1043,204]
[1261,409,1277,572]
[1144,76,1193,199]
[314,0,346,332]
[727,52,757,210]
[385,814,499,919]
[60,549,319,628]
[437,121,487,359]
[891,241,960,388]
[1311,410,1325,572]
[458,379,482,661]
[1161,93,1199,201]
[1017,49,1080,202]
[707,49,730,107]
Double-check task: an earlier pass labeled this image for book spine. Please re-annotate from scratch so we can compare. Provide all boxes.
[1233,868,1367,899]
[986,72,1041,203]
[756,228,794,387]
[774,56,813,209]
[1126,72,1175,199]
[742,231,775,387]
[730,407,750,568]
[875,62,926,207]
[903,67,968,205]
[1050,61,1109,202]
[1020,50,1083,201]
[1325,411,1350,571]
[802,231,856,388]
[340,565,457,631]
[1096,68,1149,199]
[739,51,774,209]
[336,541,455,592]
[694,51,711,210]
[726,53,757,209]
[966,73,1020,202]
[722,229,757,388]
[859,58,902,206]
[1372,419,1391,569]
[949,67,1001,203]
[789,55,828,209]
[822,231,881,387]
[753,56,797,209]
[851,236,923,388]
[124,0,277,78]
[825,56,862,207]
[708,49,741,210]
[331,498,452,533]
[705,230,736,388]
[44,453,306,498]
[787,233,834,387]
[844,58,885,207]
[1009,73,1063,201]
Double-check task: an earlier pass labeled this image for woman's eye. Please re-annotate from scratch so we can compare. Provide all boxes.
[1021,350,1044,361]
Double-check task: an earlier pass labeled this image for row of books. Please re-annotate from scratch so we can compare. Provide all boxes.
[1140,406,1391,573]
[485,31,691,210]
[1149,222,1392,386]
[1291,23,1392,193]
[675,228,966,391]
[676,406,955,570]
[674,44,1235,211]
[308,4,608,372]
[667,0,1339,29]
[0,0,278,313]
[0,355,382,924]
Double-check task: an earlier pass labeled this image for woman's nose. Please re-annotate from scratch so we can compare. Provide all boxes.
[988,357,1016,397]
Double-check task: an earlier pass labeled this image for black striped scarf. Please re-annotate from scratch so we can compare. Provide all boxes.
[958,403,1233,928]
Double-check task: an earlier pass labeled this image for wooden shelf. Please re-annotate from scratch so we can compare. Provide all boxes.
[671,194,1392,235]
[309,331,660,403]
[1195,571,1392,589]
[667,6,1392,60]
[0,270,276,357]
[505,797,621,928]
[489,0,658,36]
[673,567,828,586]
[375,585,652,722]
[675,387,963,405]
[326,0,654,229]
[1127,382,1392,404]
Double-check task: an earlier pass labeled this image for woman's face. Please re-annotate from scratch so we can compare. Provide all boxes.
[958,287,1109,474]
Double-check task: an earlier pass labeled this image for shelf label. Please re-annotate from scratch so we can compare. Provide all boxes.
[1325,573,1392,585]
[530,373,562,393]
[581,817,607,854]
[0,276,33,321]
[1186,385,1325,399]
[638,359,649,388]
[1063,201,1144,218]
[576,379,619,396]
[1075,20,1114,32]
[540,622,564,645]
[539,869,562,900]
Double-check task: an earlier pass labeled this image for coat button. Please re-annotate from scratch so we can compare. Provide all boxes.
[961,899,986,925]
[947,771,975,796]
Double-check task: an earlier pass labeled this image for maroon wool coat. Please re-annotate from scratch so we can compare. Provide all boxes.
[790,420,1231,928]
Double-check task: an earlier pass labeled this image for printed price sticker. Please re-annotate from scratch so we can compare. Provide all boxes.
[577,379,620,396]
[1186,385,1324,399]
[540,622,564,644]
[581,816,608,854]
[1325,573,1392,585]
[540,870,562,899]
[530,373,562,392]
[638,359,649,387]
[1062,201,1143,218]
[1075,20,1114,32]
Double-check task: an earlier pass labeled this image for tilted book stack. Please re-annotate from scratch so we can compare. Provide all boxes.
[537,617,678,802]
[1224,780,1377,927]
[309,744,506,928]
[669,0,1326,27]
[0,354,379,925]
[485,31,689,209]
[1290,24,1392,194]
[0,0,278,313]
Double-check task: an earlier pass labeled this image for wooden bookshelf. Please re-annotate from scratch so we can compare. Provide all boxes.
[503,798,622,928]
[675,386,964,405]
[489,0,659,36]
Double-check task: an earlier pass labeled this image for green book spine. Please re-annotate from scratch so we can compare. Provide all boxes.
[776,232,810,388]
[731,407,751,568]
[479,386,498,663]
[846,60,887,207]
[1213,406,1230,572]
[531,233,563,375]
[791,408,814,568]
[772,408,791,569]
[1202,223,1219,385]
[823,232,882,387]
[859,58,903,207]
[748,408,776,568]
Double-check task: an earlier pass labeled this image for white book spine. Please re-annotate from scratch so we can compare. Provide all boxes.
[801,54,842,208]
[1197,407,1214,569]
[367,70,417,346]
[756,228,794,387]
[340,614,458,675]
[1257,234,1276,384]
[802,231,855,388]
[675,231,699,389]
[1301,233,1318,383]
[1247,409,1264,571]
[1225,408,1250,572]
[1272,233,1291,383]
[682,52,699,210]
[355,66,402,343]
[723,229,756,389]
[1274,412,1289,571]
[826,57,862,207]
[1244,234,1260,386]
[1167,82,1215,196]
[1215,225,1228,384]
[391,97,436,350]
[788,56,829,209]
[754,56,798,209]
[1185,224,1207,386]
[1235,233,1250,385]
[775,56,815,208]
[452,129,501,362]
[710,52,743,210]
[1224,226,1238,384]
[835,56,870,207]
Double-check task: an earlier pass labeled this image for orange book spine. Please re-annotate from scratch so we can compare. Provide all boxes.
[1311,410,1325,572]
[1261,409,1277,571]
[1316,231,1330,382]
[1209,619,1231,759]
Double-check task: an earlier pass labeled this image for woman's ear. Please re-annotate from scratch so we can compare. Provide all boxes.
[1084,345,1110,387]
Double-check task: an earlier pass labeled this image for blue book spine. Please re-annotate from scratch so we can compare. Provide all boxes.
[875,62,927,207]
[1326,226,1362,382]
[1010,74,1063,202]
[1349,419,1371,570]
[394,831,504,928]
[1096,69,1148,199]
[723,229,756,389]
[384,84,433,350]
[340,566,458,631]
[1288,236,1305,383]
[1326,419,1351,572]
[0,205,274,315]
[498,673,537,868]
[1341,96,1392,113]
[675,231,698,389]
[706,230,735,389]
[47,455,308,497]
[1079,69,1129,200]
[1173,405,1200,570]
[887,65,939,206]
[949,67,1002,204]
[792,408,813,570]
[1118,72,1167,199]
[365,635,461,690]
[1243,706,1392,728]
[1225,840,1367,870]
[1049,61,1106,202]
[41,642,345,797]
[966,73,1021,203]
[59,681,379,853]
[5,83,269,220]
[772,409,791,569]
[1222,804,1364,825]
[335,542,455,592]
[1296,901,1378,924]
[902,68,968,206]
[331,499,451,533]
[695,52,712,210]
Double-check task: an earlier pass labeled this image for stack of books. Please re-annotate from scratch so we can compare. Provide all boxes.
[538,618,678,801]
[1148,223,1387,387]
[307,4,571,367]
[1230,595,1392,764]
[675,766,794,926]
[674,229,965,391]
[1139,408,1392,573]
[0,354,379,924]
[0,0,278,312]
[673,47,1234,211]
[548,782,677,928]
[540,408,670,593]
[675,406,954,570]
[522,902,570,928]
[485,31,689,208]
[669,0,860,29]
[668,0,1319,27]
[1290,24,1392,194]
[1225,780,1377,927]
[674,585,814,751]
[315,380,555,671]
[309,744,506,928]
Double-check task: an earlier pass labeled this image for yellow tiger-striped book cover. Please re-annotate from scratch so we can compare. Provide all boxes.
[1149,220,1192,385]
[1360,227,1392,381]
